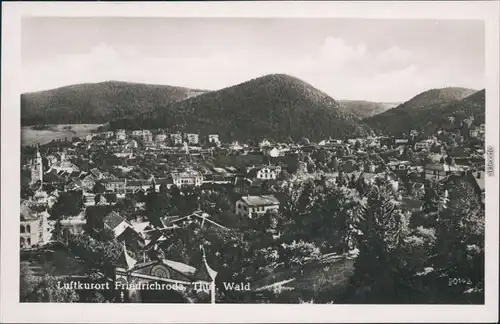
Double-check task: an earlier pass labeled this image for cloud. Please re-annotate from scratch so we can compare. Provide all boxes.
[22,37,483,102]
[319,37,367,66]
[376,45,413,63]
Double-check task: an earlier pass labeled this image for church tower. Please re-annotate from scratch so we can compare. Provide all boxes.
[30,146,43,185]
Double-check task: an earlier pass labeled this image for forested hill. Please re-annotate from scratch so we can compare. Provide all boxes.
[365,88,484,136]
[392,87,478,111]
[21,81,207,125]
[110,74,374,141]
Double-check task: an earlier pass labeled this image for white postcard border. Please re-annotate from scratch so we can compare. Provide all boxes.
[1,1,499,323]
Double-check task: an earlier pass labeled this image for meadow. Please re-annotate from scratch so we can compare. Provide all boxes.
[21,124,103,146]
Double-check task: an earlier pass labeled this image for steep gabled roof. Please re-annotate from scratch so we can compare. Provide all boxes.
[103,211,125,229]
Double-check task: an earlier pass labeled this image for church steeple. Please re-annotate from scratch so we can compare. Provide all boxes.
[30,144,43,185]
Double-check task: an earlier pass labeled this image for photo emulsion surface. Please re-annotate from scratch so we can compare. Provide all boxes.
[19,17,487,305]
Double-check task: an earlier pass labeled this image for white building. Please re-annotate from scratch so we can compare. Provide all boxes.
[259,139,272,148]
[235,195,280,218]
[20,201,54,249]
[49,161,80,174]
[414,140,433,151]
[208,134,220,145]
[247,166,281,180]
[170,133,183,145]
[186,133,199,145]
[156,134,167,143]
[171,170,204,187]
[229,142,244,151]
[116,129,127,141]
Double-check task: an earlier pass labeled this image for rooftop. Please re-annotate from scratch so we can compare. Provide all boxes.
[241,195,280,207]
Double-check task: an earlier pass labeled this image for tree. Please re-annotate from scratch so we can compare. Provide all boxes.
[285,154,300,174]
[49,191,84,220]
[354,140,361,151]
[67,234,122,275]
[92,182,106,194]
[145,191,172,227]
[429,177,484,303]
[336,171,347,187]
[26,275,80,302]
[278,241,321,270]
[348,184,411,303]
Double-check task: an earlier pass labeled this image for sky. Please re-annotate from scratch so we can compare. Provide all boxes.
[22,17,485,102]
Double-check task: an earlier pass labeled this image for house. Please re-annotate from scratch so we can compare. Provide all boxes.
[155,134,167,143]
[103,211,131,235]
[414,140,433,151]
[235,195,280,218]
[425,164,448,181]
[101,212,142,246]
[208,134,220,145]
[185,133,199,145]
[20,201,53,249]
[170,133,183,145]
[171,170,203,187]
[246,166,281,180]
[401,198,425,213]
[126,179,154,193]
[395,138,409,145]
[469,128,480,138]
[65,177,84,191]
[102,178,127,193]
[161,212,226,230]
[60,213,86,236]
[81,174,97,191]
[115,130,126,141]
[143,133,153,143]
[479,124,485,134]
[259,139,272,148]
[49,160,80,174]
[90,168,103,180]
[83,192,96,206]
[126,139,139,149]
[388,160,411,172]
[85,134,94,142]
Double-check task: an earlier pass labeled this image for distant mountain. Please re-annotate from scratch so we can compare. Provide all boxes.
[110,74,373,141]
[365,88,484,136]
[21,81,208,125]
[392,87,477,111]
[338,100,399,119]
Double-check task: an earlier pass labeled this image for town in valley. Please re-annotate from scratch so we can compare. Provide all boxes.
[20,100,486,303]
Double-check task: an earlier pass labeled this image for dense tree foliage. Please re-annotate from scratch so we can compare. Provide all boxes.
[366,89,484,136]
[23,75,372,141]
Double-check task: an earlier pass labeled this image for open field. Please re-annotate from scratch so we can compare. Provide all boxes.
[21,124,104,146]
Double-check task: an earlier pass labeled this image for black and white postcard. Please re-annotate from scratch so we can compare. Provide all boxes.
[1,1,499,323]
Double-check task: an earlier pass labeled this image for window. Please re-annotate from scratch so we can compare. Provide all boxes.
[26,225,31,233]
[27,238,31,246]
[20,225,25,233]
[20,237,25,247]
